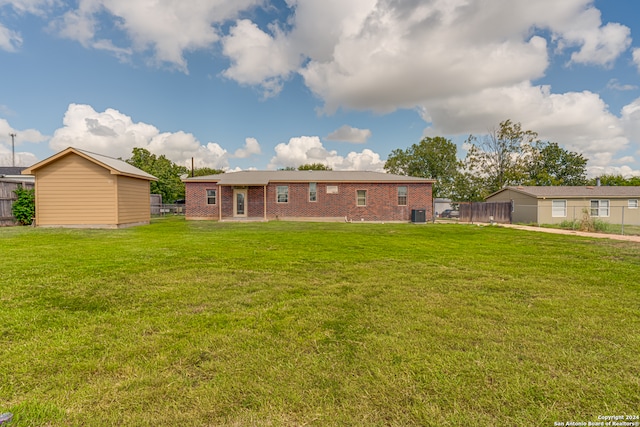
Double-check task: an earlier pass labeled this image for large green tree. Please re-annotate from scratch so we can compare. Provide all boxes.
[126,147,188,203]
[525,142,588,186]
[384,136,458,198]
[462,120,538,197]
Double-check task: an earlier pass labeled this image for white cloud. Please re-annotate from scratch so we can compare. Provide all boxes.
[0,119,49,146]
[2,0,58,15]
[0,119,47,166]
[421,82,630,170]
[268,136,384,171]
[556,6,631,67]
[0,145,38,167]
[326,125,371,143]
[633,48,640,73]
[222,19,301,97]
[50,0,261,71]
[49,104,230,169]
[216,0,630,114]
[606,79,638,91]
[0,24,22,51]
[622,98,640,150]
[232,137,261,158]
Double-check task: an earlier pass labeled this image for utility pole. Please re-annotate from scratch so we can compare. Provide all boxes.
[9,133,16,167]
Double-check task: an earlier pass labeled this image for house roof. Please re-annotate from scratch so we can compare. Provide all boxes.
[21,147,158,181]
[184,170,436,186]
[488,186,640,199]
[0,166,27,176]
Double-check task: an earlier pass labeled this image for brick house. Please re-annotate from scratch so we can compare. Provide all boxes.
[184,170,435,222]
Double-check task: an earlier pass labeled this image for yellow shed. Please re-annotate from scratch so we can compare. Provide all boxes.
[22,147,158,228]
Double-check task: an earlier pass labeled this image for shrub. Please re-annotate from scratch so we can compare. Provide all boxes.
[12,186,35,225]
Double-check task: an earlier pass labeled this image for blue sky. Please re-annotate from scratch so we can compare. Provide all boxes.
[1,0,640,176]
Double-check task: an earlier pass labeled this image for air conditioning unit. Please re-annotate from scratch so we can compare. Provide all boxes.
[411,209,426,223]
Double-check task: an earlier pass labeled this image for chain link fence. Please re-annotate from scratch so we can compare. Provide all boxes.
[514,203,640,236]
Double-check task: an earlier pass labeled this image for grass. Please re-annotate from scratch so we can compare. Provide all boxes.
[1,217,639,426]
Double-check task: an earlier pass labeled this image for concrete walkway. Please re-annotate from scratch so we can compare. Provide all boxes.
[494,223,640,243]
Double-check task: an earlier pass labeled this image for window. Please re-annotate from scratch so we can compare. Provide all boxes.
[552,200,566,217]
[309,183,317,202]
[398,186,407,206]
[357,190,367,206]
[326,185,338,194]
[629,199,638,209]
[590,200,609,217]
[277,186,288,203]
[206,189,216,205]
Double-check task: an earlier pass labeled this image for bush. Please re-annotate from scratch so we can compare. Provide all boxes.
[557,209,614,233]
[12,186,35,225]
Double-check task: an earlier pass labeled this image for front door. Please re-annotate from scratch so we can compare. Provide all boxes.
[233,188,248,217]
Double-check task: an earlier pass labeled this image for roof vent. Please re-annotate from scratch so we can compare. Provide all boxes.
[586,186,594,189]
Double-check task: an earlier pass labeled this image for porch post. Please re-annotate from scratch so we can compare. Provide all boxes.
[218,185,222,221]
[263,185,267,221]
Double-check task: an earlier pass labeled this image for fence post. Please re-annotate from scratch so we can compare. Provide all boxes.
[621,206,625,236]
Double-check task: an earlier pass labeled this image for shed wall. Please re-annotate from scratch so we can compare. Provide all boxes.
[117,175,151,224]
[34,154,117,226]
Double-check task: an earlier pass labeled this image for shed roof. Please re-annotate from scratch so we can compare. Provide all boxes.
[22,147,158,181]
[488,186,640,199]
[184,170,435,186]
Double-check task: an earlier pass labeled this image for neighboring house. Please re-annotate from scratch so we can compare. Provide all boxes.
[486,186,640,225]
[184,170,435,222]
[22,147,158,228]
[434,198,454,216]
[0,166,34,184]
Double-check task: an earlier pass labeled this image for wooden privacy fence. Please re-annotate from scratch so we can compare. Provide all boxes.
[0,180,34,226]
[459,201,512,224]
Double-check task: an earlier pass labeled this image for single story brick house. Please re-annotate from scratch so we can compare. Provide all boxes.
[22,147,157,228]
[184,170,435,222]
[486,186,640,225]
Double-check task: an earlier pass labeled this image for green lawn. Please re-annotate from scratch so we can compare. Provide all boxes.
[1,217,639,426]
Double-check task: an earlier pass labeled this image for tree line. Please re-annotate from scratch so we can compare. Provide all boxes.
[126,120,639,204]
[383,119,615,201]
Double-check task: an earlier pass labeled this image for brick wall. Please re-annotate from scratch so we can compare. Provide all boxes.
[186,181,433,221]
[185,182,220,219]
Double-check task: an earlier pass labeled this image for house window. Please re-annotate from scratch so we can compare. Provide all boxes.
[552,200,566,217]
[309,183,317,202]
[206,189,216,205]
[277,186,288,203]
[629,199,638,209]
[398,186,407,206]
[357,190,367,206]
[590,200,609,217]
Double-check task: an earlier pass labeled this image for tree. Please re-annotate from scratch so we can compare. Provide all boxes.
[591,174,640,186]
[126,147,188,203]
[298,163,332,171]
[525,142,588,186]
[12,185,35,225]
[384,136,459,198]
[462,120,538,197]
[191,167,225,177]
